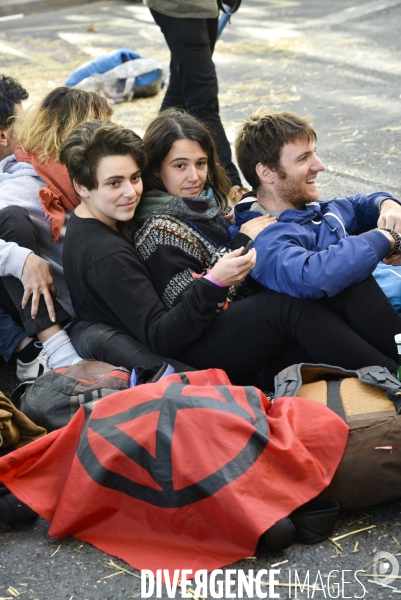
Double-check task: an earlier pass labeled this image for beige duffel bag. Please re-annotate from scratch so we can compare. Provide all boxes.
[274,364,401,509]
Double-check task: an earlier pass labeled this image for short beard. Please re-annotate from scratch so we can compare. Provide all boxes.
[276,165,319,209]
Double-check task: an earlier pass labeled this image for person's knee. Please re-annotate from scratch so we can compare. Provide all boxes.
[0,206,34,244]
[68,320,123,360]
[0,205,30,225]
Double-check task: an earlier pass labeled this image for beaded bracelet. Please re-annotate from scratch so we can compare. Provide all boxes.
[379,228,401,255]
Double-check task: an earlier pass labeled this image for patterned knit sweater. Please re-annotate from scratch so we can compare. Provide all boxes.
[135,214,261,310]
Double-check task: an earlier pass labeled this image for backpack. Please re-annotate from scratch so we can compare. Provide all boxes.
[12,361,174,433]
[65,48,141,86]
[0,392,46,454]
[66,49,163,102]
[12,361,131,433]
[274,363,401,509]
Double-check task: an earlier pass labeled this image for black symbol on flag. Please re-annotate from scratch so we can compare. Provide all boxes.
[77,381,269,507]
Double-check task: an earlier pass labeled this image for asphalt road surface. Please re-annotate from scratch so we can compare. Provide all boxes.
[1,0,401,598]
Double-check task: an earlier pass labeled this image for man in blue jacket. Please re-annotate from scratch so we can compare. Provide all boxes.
[231,108,401,299]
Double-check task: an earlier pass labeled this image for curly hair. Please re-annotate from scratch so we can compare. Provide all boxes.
[16,87,113,163]
[0,75,28,129]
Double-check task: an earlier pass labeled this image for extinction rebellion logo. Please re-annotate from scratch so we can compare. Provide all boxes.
[76,379,269,507]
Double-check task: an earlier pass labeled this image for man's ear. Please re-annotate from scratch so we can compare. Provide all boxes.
[256,162,275,185]
[73,180,89,199]
[0,127,10,148]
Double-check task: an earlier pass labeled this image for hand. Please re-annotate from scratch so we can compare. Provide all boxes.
[224,209,235,224]
[20,253,57,321]
[377,199,401,232]
[383,254,401,266]
[377,228,396,250]
[239,214,277,240]
[209,247,257,287]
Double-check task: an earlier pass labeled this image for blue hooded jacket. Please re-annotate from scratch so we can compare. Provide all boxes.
[228,192,395,298]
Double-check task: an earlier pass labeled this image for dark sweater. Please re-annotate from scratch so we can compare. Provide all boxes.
[63,213,228,356]
[135,214,261,310]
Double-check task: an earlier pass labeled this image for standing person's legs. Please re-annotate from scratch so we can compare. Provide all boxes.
[176,291,397,387]
[149,9,241,186]
[160,57,186,112]
[323,276,401,363]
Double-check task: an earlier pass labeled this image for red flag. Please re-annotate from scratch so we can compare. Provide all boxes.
[0,369,348,575]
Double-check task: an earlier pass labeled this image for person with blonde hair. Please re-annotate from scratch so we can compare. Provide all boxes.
[0,86,113,377]
[16,87,113,165]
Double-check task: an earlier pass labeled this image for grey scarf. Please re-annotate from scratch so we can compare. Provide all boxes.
[136,187,222,221]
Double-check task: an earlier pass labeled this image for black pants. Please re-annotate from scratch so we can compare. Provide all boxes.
[323,275,399,358]
[67,320,193,373]
[175,283,400,388]
[68,280,401,391]
[150,9,241,187]
[0,206,70,337]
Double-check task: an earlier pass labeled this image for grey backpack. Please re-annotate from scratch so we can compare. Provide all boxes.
[12,360,130,433]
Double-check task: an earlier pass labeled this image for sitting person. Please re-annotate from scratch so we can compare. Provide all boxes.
[231,108,401,300]
[136,109,401,380]
[60,118,400,390]
[0,86,116,375]
[0,74,27,162]
[0,74,43,375]
[0,86,183,378]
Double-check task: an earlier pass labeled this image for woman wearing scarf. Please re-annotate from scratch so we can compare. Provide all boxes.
[57,114,397,391]
[135,161,270,310]
[132,109,400,388]
[0,87,113,372]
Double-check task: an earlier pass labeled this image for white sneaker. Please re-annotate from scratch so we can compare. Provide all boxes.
[16,349,51,382]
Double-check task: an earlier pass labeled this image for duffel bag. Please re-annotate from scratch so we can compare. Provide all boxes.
[275,363,401,509]
[12,361,173,433]
[12,360,131,432]
[69,50,164,102]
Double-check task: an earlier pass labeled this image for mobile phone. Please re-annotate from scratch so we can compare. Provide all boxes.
[242,240,253,255]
